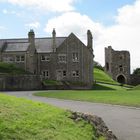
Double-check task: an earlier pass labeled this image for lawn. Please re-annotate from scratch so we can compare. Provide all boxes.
[35,89,140,107]
[0,93,102,140]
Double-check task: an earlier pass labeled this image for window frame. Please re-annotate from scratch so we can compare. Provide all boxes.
[72,52,79,62]
[72,70,79,77]
[15,55,25,62]
[41,55,50,62]
[58,54,67,63]
[42,70,49,78]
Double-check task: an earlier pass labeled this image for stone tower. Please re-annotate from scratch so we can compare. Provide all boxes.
[105,46,130,84]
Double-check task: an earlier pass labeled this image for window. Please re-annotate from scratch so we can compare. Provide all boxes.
[63,70,67,77]
[15,55,25,62]
[72,53,79,62]
[119,65,123,72]
[106,62,109,71]
[72,70,79,77]
[3,57,14,63]
[58,54,66,63]
[21,56,25,62]
[42,70,49,78]
[41,55,50,61]
[119,55,124,60]
[16,56,20,62]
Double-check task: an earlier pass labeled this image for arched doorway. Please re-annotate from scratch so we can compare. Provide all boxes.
[117,75,126,84]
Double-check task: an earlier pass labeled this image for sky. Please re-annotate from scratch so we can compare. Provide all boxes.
[0,0,139,72]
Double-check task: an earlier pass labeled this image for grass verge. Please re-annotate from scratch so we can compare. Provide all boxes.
[0,93,99,140]
[35,90,140,107]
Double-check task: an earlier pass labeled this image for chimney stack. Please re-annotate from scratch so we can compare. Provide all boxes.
[87,30,93,51]
[52,28,56,52]
[28,29,35,45]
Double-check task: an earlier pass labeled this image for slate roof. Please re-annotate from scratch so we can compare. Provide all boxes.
[0,37,66,53]
[35,37,66,53]
[5,42,30,52]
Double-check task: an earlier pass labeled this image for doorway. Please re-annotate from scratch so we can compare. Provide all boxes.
[117,75,126,84]
[56,70,62,81]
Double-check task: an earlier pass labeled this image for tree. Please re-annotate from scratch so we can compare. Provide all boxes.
[94,61,104,71]
[133,68,140,75]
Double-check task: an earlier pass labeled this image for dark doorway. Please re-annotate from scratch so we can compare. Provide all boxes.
[117,75,126,84]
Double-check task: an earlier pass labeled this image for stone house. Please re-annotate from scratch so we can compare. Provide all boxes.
[105,46,130,84]
[0,29,94,88]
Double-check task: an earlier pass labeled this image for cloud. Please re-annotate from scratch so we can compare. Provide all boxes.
[25,22,40,29]
[0,0,77,12]
[45,0,140,72]
[2,8,23,17]
[2,9,8,14]
[44,12,104,42]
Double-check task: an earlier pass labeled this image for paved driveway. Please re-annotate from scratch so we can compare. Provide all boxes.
[3,91,140,140]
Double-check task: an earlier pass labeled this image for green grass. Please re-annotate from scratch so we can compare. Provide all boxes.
[0,62,28,74]
[35,90,140,107]
[94,68,118,84]
[0,94,104,140]
[0,93,100,140]
[131,84,140,90]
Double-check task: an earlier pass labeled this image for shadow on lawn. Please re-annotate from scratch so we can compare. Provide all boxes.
[92,84,115,90]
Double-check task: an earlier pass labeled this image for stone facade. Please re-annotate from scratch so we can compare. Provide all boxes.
[0,29,94,88]
[105,46,130,84]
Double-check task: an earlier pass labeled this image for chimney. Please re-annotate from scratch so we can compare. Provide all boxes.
[87,30,93,51]
[28,29,35,45]
[52,28,56,52]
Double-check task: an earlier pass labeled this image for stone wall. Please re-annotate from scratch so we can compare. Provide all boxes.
[70,112,118,140]
[0,74,42,91]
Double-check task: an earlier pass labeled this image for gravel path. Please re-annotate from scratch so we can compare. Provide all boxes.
[3,91,140,140]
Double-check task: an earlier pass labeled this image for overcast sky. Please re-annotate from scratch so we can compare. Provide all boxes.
[0,0,139,72]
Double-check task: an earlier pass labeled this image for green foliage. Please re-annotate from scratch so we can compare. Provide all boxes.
[35,88,140,107]
[94,61,104,71]
[0,94,97,140]
[0,62,27,74]
[132,68,140,75]
[94,68,118,84]
[43,80,63,86]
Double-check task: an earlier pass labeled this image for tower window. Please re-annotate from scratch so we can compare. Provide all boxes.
[106,62,109,71]
[119,65,123,72]
[63,70,67,77]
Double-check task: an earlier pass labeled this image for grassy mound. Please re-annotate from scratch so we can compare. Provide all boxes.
[131,84,140,90]
[94,68,118,84]
[0,62,27,74]
[0,93,99,140]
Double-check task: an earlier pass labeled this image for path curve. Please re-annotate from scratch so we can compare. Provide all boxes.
[3,91,140,140]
